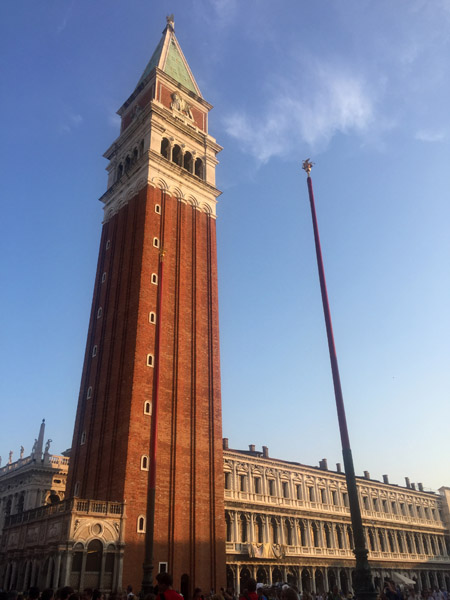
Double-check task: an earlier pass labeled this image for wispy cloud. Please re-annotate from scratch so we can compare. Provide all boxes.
[415,129,446,142]
[59,112,83,134]
[57,0,75,34]
[223,63,377,163]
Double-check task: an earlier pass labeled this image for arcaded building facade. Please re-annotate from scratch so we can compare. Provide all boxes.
[2,441,450,594]
[223,443,450,594]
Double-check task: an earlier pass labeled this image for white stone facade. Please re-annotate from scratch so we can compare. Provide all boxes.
[223,444,450,594]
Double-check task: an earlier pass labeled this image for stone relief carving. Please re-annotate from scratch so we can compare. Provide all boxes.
[171,92,193,120]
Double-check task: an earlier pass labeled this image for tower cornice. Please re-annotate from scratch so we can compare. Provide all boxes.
[100,149,221,222]
[119,68,213,118]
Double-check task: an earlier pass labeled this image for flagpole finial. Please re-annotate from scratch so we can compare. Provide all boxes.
[302,158,314,177]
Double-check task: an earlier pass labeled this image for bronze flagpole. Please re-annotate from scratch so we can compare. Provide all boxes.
[302,160,376,600]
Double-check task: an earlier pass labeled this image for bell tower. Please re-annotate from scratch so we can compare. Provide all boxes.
[66,16,225,593]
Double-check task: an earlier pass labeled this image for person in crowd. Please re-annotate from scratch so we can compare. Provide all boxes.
[155,572,183,600]
[193,589,203,600]
[222,587,236,600]
[28,589,40,600]
[239,579,258,600]
[256,584,268,600]
[41,589,54,600]
[282,588,299,600]
[59,588,74,600]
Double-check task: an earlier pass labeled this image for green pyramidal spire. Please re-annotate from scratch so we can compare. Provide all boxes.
[136,15,201,96]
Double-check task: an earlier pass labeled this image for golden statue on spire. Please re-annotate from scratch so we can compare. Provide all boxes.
[302,158,314,177]
[166,14,175,30]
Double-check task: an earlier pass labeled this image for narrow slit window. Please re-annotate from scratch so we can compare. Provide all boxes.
[74,482,80,497]
[137,516,146,533]
[106,240,111,250]
[102,272,107,283]
[147,354,154,367]
[144,401,152,415]
[153,237,160,248]
[149,312,156,324]
[141,455,149,471]
[87,386,92,399]
[97,307,103,319]
[92,345,97,357]
[151,274,158,285]
[80,432,86,446]
[155,204,161,214]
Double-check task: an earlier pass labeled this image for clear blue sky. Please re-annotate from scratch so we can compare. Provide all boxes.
[1,1,449,491]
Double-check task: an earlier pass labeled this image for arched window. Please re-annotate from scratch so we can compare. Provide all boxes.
[160,138,170,159]
[347,525,354,548]
[368,529,375,551]
[97,307,102,319]
[324,523,331,548]
[284,519,292,545]
[80,431,86,445]
[406,533,413,554]
[183,151,193,173]
[86,539,103,572]
[172,145,182,166]
[336,525,343,549]
[272,568,282,584]
[125,155,131,171]
[17,494,25,514]
[256,567,267,585]
[378,530,385,552]
[144,401,152,415]
[151,273,158,285]
[137,515,146,533]
[397,532,404,553]
[141,455,149,471]
[133,148,138,163]
[270,518,278,544]
[87,386,92,399]
[311,522,319,547]
[5,498,12,516]
[195,158,203,178]
[299,520,307,546]
[225,513,232,542]
[388,531,395,552]
[239,514,247,542]
[147,354,154,367]
[140,139,144,156]
[117,164,123,181]
[105,544,116,574]
[256,516,263,543]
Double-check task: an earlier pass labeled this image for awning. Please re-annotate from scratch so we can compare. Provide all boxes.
[392,573,416,586]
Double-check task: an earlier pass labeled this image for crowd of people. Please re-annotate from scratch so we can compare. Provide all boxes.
[0,574,448,600]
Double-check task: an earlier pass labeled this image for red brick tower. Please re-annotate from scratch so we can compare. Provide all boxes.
[66,16,225,594]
